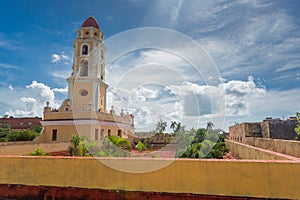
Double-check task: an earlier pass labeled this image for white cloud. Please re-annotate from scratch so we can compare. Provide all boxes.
[276,60,300,72]
[8,84,13,91]
[0,81,67,117]
[51,52,71,65]
[52,87,68,93]
[0,63,21,70]
[51,54,60,63]
[165,76,266,117]
[20,97,37,103]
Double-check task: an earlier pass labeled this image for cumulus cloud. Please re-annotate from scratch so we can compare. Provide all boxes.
[51,52,72,65]
[52,87,68,93]
[129,86,160,103]
[1,81,67,117]
[165,76,266,117]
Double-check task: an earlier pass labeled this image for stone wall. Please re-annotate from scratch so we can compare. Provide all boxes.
[229,117,299,142]
[262,119,298,140]
[0,141,69,156]
[245,137,300,158]
[0,156,299,199]
[225,139,299,161]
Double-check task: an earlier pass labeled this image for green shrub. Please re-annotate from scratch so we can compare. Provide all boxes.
[28,148,49,156]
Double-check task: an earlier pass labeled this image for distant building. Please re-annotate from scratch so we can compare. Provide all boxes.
[229,117,298,142]
[0,115,42,130]
[36,17,135,143]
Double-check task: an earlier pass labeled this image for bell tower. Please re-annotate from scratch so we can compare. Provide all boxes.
[67,16,108,112]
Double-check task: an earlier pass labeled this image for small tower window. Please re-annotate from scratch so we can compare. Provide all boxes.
[82,45,88,55]
[80,60,88,76]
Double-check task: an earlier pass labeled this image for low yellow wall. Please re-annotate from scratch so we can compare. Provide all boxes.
[245,137,300,158]
[0,156,299,199]
[225,139,299,161]
[0,142,69,156]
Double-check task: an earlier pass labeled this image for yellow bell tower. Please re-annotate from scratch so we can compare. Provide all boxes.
[37,16,135,143]
[67,16,108,112]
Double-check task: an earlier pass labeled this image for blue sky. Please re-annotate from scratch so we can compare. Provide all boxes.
[0,0,299,131]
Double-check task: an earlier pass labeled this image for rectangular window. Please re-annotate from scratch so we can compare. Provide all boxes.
[95,129,99,140]
[108,129,111,137]
[101,129,104,137]
[52,129,57,141]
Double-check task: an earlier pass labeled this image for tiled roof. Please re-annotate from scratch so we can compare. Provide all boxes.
[81,16,99,29]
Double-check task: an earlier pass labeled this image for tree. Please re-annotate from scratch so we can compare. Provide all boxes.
[155,119,167,134]
[68,135,90,156]
[170,121,185,135]
[206,121,214,131]
[175,125,228,159]
[136,141,146,153]
[295,112,300,140]
[108,135,132,150]
[0,124,39,142]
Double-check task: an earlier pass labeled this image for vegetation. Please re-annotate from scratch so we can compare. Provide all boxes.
[155,119,167,134]
[171,122,228,159]
[28,148,49,156]
[108,135,132,150]
[66,121,228,159]
[135,141,146,153]
[0,124,40,142]
[295,112,300,140]
[170,121,185,136]
[68,135,92,156]
[96,137,131,157]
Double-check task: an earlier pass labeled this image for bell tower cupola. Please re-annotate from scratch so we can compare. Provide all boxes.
[67,16,108,112]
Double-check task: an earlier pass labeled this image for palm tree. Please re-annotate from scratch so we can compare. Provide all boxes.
[206,121,214,131]
[170,121,177,132]
[170,121,185,136]
[155,119,167,134]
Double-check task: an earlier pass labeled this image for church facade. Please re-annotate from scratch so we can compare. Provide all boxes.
[36,17,135,142]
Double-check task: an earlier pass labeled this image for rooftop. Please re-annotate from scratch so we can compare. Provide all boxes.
[81,16,99,29]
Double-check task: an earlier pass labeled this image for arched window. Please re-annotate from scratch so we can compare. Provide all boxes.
[82,45,88,55]
[80,60,88,76]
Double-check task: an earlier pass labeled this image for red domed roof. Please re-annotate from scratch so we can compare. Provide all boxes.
[81,16,99,29]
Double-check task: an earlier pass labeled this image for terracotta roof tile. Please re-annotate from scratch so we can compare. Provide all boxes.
[81,16,99,29]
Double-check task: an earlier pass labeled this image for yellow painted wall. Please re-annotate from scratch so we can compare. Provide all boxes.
[225,139,299,161]
[0,156,299,199]
[36,123,131,142]
[245,137,300,158]
[0,142,69,156]
[43,111,133,125]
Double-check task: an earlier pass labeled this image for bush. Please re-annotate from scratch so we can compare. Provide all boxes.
[135,141,146,153]
[0,124,40,142]
[29,148,49,156]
